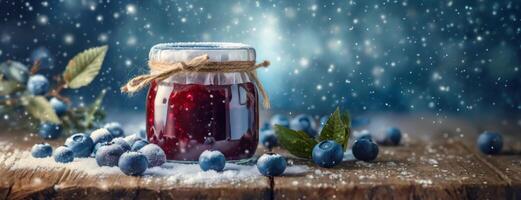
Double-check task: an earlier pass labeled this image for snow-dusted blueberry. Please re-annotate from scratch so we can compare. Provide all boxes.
[259,129,278,149]
[270,114,290,128]
[65,133,94,157]
[95,143,125,167]
[27,74,50,95]
[290,114,317,138]
[477,131,503,155]
[352,139,379,162]
[111,137,131,151]
[38,123,62,139]
[131,139,149,151]
[139,144,166,167]
[50,97,68,116]
[124,134,144,147]
[312,140,344,168]
[198,150,226,172]
[104,122,125,138]
[90,128,113,145]
[256,153,286,176]
[53,146,74,163]
[354,129,373,141]
[31,143,52,158]
[118,151,148,176]
[379,127,402,146]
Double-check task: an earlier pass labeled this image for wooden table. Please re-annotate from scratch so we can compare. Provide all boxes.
[0,114,520,200]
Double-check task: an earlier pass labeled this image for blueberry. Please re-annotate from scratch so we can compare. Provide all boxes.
[0,61,29,83]
[352,139,379,162]
[139,144,166,167]
[270,114,290,128]
[90,128,113,145]
[354,129,373,141]
[198,150,226,172]
[259,129,278,149]
[319,115,329,127]
[65,133,94,157]
[50,97,68,116]
[312,140,344,168]
[256,153,286,176]
[118,151,148,176]
[131,140,149,151]
[477,131,503,155]
[111,137,131,151]
[27,74,50,95]
[31,143,53,158]
[95,143,126,167]
[138,127,147,139]
[104,122,125,138]
[290,114,317,138]
[53,146,74,163]
[124,134,144,147]
[379,127,402,146]
[38,123,62,139]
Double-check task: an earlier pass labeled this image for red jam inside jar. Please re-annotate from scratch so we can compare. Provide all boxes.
[145,43,259,162]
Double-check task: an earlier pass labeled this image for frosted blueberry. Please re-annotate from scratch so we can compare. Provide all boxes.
[118,151,148,176]
[95,143,125,167]
[256,153,286,176]
[90,128,113,145]
[259,129,278,149]
[131,140,149,151]
[124,134,144,147]
[39,123,62,139]
[198,150,226,172]
[65,133,94,157]
[31,143,52,158]
[112,137,131,151]
[312,140,344,168]
[139,144,166,167]
[352,139,379,162]
[290,114,317,138]
[53,146,74,163]
[50,97,68,116]
[27,74,50,95]
[104,122,125,138]
[270,114,290,128]
[378,127,401,146]
[477,131,503,155]
[354,129,373,141]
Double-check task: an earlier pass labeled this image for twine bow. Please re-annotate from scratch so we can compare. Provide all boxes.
[121,54,271,109]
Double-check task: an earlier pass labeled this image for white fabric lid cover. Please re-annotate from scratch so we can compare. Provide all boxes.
[149,42,256,63]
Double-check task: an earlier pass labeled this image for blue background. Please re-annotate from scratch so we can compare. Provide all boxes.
[1,0,520,118]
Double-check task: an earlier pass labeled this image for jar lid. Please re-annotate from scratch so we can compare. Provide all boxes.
[149,42,256,63]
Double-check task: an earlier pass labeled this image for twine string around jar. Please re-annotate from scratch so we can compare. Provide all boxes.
[121,54,271,109]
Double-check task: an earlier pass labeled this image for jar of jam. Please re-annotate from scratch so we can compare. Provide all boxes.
[145,43,260,162]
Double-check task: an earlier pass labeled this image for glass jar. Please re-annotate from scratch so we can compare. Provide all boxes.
[146,42,259,162]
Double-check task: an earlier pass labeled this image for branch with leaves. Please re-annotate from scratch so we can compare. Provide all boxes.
[0,45,109,135]
[275,107,351,159]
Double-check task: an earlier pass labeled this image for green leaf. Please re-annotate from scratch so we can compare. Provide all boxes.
[0,79,22,95]
[23,96,61,124]
[63,45,108,89]
[319,107,349,150]
[275,125,317,159]
[85,89,106,128]
[341,111,351,128]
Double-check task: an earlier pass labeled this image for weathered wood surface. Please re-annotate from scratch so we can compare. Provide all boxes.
[0,114,520,200]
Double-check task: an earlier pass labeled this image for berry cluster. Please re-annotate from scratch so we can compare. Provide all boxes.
[31,122,166,176]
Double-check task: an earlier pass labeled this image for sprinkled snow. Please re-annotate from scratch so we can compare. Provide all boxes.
[1,151,308,185]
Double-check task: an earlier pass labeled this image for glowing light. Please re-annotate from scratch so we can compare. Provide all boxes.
[126,4,137,15]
